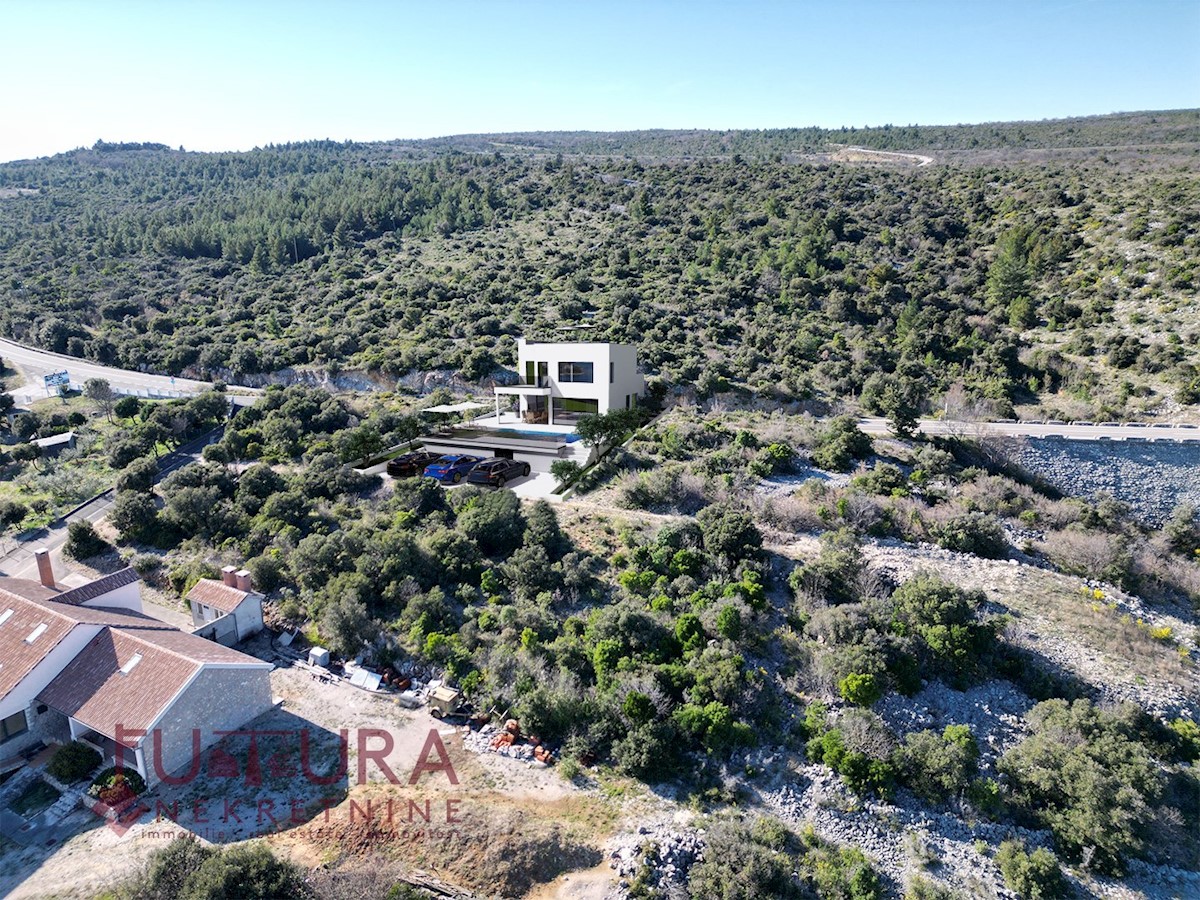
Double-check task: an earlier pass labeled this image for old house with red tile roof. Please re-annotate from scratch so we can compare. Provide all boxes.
[186,566,265,646]
[0,564,272,785]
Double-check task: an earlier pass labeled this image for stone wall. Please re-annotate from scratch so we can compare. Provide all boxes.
[146,665,273,785]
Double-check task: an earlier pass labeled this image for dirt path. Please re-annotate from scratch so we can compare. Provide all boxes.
[836,146,934,167]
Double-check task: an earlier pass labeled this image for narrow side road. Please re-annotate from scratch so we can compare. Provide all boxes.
[0,428,225,580]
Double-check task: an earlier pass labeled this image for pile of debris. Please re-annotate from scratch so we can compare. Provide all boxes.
[607,824,705,899]
[461,719,554,764]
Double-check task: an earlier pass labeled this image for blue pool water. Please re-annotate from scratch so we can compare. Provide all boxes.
[495,428,581,443]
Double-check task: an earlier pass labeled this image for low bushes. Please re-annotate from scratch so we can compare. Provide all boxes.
[88,765,148,806]
[894,725,979,804]
[45,741,101,783]
[995,840,1069,899]
[117,836,309,900]
[64,520,112,561]
[805,704,896,797]
[686,818,883,900]
[998,698,1162,874]
[929,512,1009,559]
[811,416,874,472]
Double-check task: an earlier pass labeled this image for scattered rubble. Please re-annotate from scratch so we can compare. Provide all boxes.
[1011,437,1200,526]
[604,823,705,900]
[461,720,555,764]
[875,679,1035,776]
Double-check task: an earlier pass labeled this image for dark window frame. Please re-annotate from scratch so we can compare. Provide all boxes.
[557,361,594,383]
[0,710,29,744]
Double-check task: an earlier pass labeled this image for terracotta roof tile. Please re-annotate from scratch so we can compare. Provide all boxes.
[2,568,268,730]
[185,579,252,615]
[124,626,269,665]
[0,596,77,698]
[0,594,173,700]
[37,626,269,743]
[53,567,140,606]
[0,580,61,604]
[37,629,199,742]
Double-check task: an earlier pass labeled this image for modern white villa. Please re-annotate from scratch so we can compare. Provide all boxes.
[491,337,645,426]
[419,338,645,477]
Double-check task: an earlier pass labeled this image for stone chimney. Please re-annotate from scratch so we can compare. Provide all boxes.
[35,548,55,589]
[221,565,238,587]
[234,569,252,593]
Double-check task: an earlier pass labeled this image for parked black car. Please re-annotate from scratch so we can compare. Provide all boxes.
[386,450,442,478]
[466,457,531,488]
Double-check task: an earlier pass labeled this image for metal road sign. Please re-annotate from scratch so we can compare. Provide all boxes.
[43,370,69,387]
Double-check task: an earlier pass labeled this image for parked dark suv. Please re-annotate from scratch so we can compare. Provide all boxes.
[386,450,442,478]
[466,457,531,488]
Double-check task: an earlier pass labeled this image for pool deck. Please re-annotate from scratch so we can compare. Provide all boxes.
[425,426,573,448]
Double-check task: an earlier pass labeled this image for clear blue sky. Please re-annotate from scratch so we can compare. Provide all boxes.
[0,0,1196,161]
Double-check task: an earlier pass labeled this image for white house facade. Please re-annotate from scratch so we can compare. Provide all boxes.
[492,338,645,426]
[187,566,265,646]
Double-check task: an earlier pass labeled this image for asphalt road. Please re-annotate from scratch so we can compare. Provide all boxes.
[857,416,1200,442]
[0,337,259,405]
[0,428,225,580]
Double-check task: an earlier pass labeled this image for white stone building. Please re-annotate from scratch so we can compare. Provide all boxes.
[0,562,272,786]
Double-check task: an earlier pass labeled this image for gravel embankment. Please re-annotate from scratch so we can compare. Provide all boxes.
[1010,438,1200,525]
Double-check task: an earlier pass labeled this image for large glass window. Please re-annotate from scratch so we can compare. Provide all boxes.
[0,710,28,743]
[552,398,599,421]
[557,362,594,383]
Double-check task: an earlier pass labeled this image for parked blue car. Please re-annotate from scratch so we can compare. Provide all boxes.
[423,454,483,484]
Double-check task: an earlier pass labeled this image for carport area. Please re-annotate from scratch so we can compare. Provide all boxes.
[419,426,582,475]
[371,426,576,502]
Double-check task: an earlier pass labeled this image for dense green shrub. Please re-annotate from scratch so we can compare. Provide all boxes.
[995,840,1069,899]
[686,819,806,899]
[748,442,795,478]
[64,520,111,560]
[929,512,1009,559]
[812,416,874,472]
[116,456,159,493]
[45,741,101,783]
[119,837,309,900]
[807,725,895,797]
[456,487,525,555]
[715,604,744,641]
[790,528,865,605]
[998,699,1162,874]
[838,672,882,707]
[889,575,994,682]
[852,462,908,496]
[894,725,979,804]
[797,826,884,900]
[697,504,763,567]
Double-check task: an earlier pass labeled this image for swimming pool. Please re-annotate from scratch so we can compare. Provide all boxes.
[494,428,582,443]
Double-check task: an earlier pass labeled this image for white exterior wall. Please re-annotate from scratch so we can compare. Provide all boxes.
[0,625,102,720]
[234,596,264,642]
[516,339,644,415]
[80,582,143,613]
[607,342,646,413]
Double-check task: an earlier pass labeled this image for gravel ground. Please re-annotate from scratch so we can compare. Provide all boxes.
[874,679,1036,778]
[1010,437,1200,525]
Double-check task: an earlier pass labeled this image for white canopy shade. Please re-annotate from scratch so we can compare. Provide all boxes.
[423,401,490,414]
